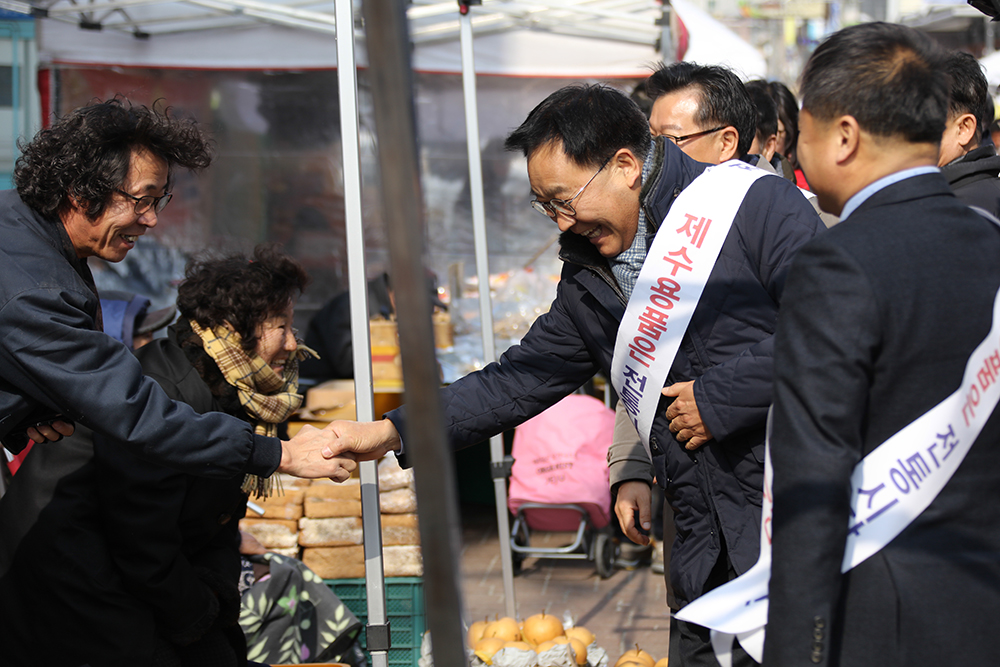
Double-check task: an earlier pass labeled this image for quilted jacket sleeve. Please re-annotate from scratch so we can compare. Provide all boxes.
[692,176,825,444]
[388,277,604,462]
[0,287,279,477]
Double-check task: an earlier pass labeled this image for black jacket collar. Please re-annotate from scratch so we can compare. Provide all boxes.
[2,190,103,330]
[941,145,1000,187]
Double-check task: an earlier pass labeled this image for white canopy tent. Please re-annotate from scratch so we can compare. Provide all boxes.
[22,0,765,77]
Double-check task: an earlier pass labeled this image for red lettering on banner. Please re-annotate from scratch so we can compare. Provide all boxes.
[649,293,676,310]
[652,276,682,301]
[632,336,656,354]
[629,345,653,367]
[977,348,1000,391]
[639,306,669,327]
[963,383,982,426]
[638,319,665,340]
[663,247,694,276]
[677,213,713,249]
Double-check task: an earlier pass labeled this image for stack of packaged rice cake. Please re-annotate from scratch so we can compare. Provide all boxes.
[238,475,311,557]
[297,455,423,577]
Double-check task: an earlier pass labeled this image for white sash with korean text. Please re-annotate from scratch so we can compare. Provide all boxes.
[611,160,770,456]
[675,284,1000,667]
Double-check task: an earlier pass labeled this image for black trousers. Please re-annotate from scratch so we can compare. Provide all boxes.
[669,548,755,667]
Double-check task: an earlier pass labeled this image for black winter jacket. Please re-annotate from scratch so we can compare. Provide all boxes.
[0,189,279,476]
[940,145,1000,219]
[387,139,824,606]
[0,324,250,666]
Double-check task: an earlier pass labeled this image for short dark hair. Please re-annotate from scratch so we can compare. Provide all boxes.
[946,50,993,145]
[176,244,309,354]
[504,84,651,167]
[762,80,799,160]
[14,97,213,221]
[645,61,756,157]
[745,80,779,145]
[800,22,949,144]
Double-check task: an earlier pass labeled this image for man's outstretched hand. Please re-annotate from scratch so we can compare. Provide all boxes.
[322,419,403,462]
[279,423,358,482]
[278,419,402,481]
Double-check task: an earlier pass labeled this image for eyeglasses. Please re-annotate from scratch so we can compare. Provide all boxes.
[531,156,612,219]
[660,126,727,145]
[116,189,173,215]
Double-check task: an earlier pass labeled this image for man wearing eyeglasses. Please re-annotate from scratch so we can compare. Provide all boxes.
[0,98,355,492]
[647,62,755,165]
[643,62,835,229]
[611,62,835,619]
[328,83,823,664]
[610,60,763,616]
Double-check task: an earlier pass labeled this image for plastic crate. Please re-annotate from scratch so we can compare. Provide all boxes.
[326,577,425,667]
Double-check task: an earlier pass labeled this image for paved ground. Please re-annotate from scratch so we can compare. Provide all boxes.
[458,504,672,663]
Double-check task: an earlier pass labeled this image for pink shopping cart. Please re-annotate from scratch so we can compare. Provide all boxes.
[507,393,618,578]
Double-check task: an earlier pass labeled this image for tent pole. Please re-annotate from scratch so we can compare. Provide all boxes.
[334,1,390,666]
[362,0,468,664]
[659,0,675,62]
[458,3,518,621]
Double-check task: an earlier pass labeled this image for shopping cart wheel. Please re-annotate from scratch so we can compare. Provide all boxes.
[595,532,617,579]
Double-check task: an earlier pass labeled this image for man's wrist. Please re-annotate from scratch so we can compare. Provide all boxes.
[379,418,403,453]
[278,440,290,472]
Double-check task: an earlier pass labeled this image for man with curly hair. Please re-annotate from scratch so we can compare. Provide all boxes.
[0,99,354,489]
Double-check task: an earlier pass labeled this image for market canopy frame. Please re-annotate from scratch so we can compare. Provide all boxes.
[0,0,668,46]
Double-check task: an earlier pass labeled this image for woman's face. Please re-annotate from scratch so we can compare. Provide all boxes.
[255,301,297,376]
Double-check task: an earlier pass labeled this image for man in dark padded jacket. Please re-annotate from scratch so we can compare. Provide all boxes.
[326,84,824,665]
[0,99,353,483]
[938,50,1000,217]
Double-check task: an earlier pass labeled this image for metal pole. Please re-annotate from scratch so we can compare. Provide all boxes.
[362,0,468,664]
[458,4,518,620]
[11,32,20,154]
[334,0,389,664]
[658,0,674,63]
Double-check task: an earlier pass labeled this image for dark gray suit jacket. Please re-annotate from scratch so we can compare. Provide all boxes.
[763,172,1000,666]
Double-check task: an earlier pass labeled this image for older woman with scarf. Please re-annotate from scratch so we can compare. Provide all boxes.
[99,244,314,667]
[0,244,327,667]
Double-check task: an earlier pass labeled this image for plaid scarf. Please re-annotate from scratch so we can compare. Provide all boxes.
[190,319,315,498]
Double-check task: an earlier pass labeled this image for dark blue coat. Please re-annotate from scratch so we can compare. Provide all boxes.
[765,173,1000,667]
[0,189,278,476]
[0,327,248,666]
[388,138,824,605]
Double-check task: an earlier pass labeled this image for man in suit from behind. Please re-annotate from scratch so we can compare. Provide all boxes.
[764,22,1000,667]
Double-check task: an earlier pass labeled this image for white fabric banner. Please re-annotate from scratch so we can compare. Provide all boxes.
[611,160,770,457]
[675,283,1000,666]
